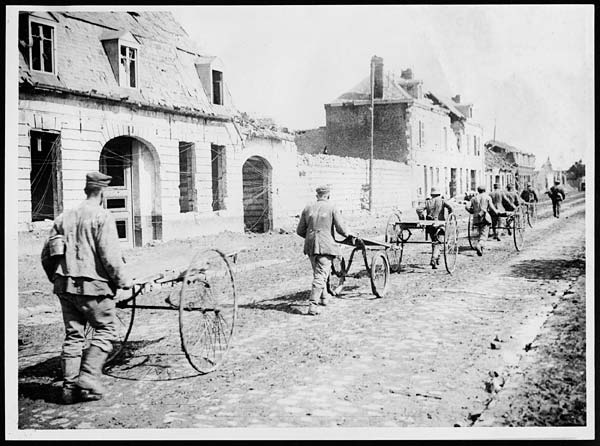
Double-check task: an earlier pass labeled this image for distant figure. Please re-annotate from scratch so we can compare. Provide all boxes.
[520,183,538,204]
[296,185,353,315]
[489,183,516,240]
[323,145,328,154]
[465,185,498,256]
[416,186,453,269]
[547,180,566,218]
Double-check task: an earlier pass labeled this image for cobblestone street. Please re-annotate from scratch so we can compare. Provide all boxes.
[16,194,587,433]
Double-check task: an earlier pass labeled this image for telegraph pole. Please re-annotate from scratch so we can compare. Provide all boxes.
[369,57,375,212]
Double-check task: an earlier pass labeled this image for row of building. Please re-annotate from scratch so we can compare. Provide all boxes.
[16,10,564,248]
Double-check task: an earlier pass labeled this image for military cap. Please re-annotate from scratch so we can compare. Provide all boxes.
[526,182,532,187]
[554,179,561,185]
[316,185,331,195]
[86,171,112,189]
[430,186,441,195]
[506,183,514,190]
[493,183,500,188]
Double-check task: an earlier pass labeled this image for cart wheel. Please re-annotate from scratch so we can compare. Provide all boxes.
[179,248,237,374]
[443,213,459,274]
[327,256,346,296]
[386,246,403,273]
[84,296,136,369]
[527,203,537,228]
[384,212,402,244]
[513,212,525,251]
[369,252,390,298]
[467,213,474,250]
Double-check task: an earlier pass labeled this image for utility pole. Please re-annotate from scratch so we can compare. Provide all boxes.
[493,118,497,142]
[369,57,375,213]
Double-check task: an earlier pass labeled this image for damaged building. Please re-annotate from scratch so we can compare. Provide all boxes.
[485,140,536,189]
[17,10,299,246]
[324,56,485,206]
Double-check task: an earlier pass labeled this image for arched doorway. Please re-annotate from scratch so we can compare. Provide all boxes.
[242,156,272,233]
[99,136,161,248]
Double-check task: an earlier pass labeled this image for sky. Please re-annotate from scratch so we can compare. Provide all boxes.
[172,5,593,170]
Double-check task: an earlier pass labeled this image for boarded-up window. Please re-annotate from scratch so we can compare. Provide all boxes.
[179,141,195,213]
[211,144,226,211]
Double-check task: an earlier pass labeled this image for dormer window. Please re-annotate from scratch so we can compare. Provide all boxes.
[30,21,55,73]
[101,30,140,89]
[212,70,223,105]
[120,45,137,88]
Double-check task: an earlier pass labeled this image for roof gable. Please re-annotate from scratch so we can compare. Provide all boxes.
[329,71,413,104]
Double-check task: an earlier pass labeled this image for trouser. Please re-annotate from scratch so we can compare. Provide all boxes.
[552,200,561,217]
[491,213,507,236]
[58,293,116,362]
[309,254,334,302]
[426,225,444,261]
[476,223,490,250]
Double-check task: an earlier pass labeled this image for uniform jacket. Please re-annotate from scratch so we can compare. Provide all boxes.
[296,198,349,256]
[520,189,538,203]
[466,192,497,225]
[548,185,566,202]
[44,200,130,295]
[490,189,516,213]
[419,196,454,221]
[505,190,522,208]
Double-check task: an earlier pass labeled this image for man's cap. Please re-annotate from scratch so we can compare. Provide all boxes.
[86,171,112,189]
[554,179,560,184]
[430,186,441,195]
[526,182,532,187]
[316,185,331,195]
[477,185,486,192]
[493,183,500,188]
[507,183,514,190]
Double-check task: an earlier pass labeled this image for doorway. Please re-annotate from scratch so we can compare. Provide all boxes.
[30,131,62,221]
[242,156,272,233]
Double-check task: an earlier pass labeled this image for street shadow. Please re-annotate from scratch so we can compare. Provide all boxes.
[240,290,308,315]
[458,246,474,253]
[19,381,63,404]
[506,258,585,281]
[19,355,61,380]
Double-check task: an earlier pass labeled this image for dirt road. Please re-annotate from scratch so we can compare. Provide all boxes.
[16,193,587,430]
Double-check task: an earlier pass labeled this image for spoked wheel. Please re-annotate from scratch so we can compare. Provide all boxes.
[84,296,136,369]
[369,252,390,298]
[179,248,237,374]
[527,203,537,228]
[512,212,525,251]
[443,213,459,274]
[327,256,346,296]
[384,212,402,244]
[467,214,475,250]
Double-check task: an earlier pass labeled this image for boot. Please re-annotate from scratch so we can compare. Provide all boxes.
[61,357,81,404]
[76,345,109,401]
[307,302,321,315]
[430,259,438,269]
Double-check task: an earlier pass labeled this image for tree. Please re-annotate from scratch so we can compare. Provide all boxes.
[566,159,585,179]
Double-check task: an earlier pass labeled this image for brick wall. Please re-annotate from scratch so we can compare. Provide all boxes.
[325,103,409,163]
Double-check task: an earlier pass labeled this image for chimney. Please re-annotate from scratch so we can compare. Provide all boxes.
[400,68,413,80]
[371,56,384,99]
[452,94,461,103]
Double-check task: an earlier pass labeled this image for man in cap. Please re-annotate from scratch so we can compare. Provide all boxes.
[505,183,523,209]
[489,183,516,240]
[520,182,538,204]
[41,171,133,403]
[465,185,498,256]
[416,186,454,269]
[296,185,353,315]
[547,179,566,218]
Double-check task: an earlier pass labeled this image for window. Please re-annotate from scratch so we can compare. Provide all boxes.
[456,133,461,152]
[473,135,477,155]
[443,127,448,151]
[178,141,196,213]
[119,45,137,88]
[212,70,223,105]
[30,21,54,73]
[418,121,425,149]
[211,144,226,211]
[30,131,62,221]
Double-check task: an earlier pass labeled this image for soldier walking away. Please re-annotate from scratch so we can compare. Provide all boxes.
[505,183,523,208]
[296,185,353,315]
[416,186,454,269]
[547,179,566,218]
[489,183,516,240]
[465,185,498,256]
[41,172,133,404]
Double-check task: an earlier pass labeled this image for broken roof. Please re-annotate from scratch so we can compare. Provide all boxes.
[328,71,414,104]
[425,91,465,120]
[19,11,235,118]
[485,139,534,156]
[485,147,516,171]
[233,112,295,142]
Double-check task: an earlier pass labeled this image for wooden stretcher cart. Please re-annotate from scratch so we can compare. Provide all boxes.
[84,248,238,377]
[383,211,459,274]
[466,206,526,251]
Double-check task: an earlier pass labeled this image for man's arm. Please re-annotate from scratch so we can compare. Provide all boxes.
[487,196,498,215]
[332,208,351,238]
[296,208,308,239]
[95,213,132,289]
